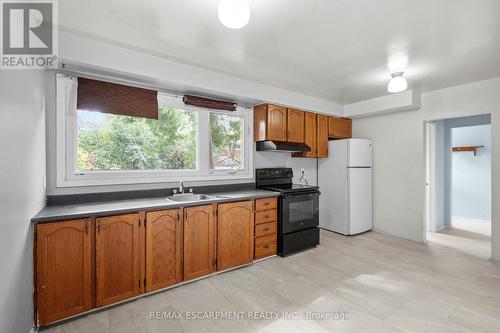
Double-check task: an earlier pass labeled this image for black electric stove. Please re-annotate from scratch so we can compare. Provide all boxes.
[256,168,320,256]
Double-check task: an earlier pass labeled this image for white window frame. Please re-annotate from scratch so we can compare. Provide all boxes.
[55,74,253,187]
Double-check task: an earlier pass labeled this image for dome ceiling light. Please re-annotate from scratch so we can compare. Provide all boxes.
[218,0,251,29]
[387,72,408,93]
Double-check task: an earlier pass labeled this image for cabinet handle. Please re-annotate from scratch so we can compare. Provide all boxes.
[264,202,269,206]
[262,245,269,249]
[263,228,269,232]
[263,215,269,219]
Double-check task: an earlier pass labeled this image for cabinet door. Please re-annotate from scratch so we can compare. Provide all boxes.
[293,112,317,158]
[267,104,287,141]
[287,108,305,143]
[36,220,91,325]
[328,116,352,139]
[183,205,216,280]
[96,213,140,307]
[217,201,254,271]
[317,114,329,157]
[146,209,182,292]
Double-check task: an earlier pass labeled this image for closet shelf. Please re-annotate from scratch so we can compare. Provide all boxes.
[452,146,484,156]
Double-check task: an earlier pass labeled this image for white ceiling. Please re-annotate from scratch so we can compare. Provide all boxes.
[59,0,500,104]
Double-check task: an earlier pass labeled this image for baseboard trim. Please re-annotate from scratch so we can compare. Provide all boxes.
[489,256,500,263]
[372,228,425,244]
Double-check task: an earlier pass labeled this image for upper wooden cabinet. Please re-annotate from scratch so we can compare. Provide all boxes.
[328,116,352,139]
[145,209,182,292]
[292,112,317,158]
[286,108,305,143]
[254,104,287,141]
[183,205,216,281]
[95,213,141,307]
[254,104,305,143]
[317,114,329,157]
[217,201,254,271]
[36,219,92,326]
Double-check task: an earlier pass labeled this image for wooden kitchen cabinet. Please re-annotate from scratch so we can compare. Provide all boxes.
[293,112,317,158]
[253,197,278,259]
[217,201,254,271]
[183,205,216,280]
[145,209,182,292]
[95,213,141,307]
[286,108,305,143]
[36,219,92,326]
[254,103,287,141]
[328,116,352,139]
[317,114,329,157]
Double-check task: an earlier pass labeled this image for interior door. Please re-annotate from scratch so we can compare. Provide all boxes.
[348,168,373,234]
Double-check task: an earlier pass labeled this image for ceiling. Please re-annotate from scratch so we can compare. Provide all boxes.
[59,0,500,104]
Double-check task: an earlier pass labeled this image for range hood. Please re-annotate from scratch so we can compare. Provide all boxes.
[256,141,311,152]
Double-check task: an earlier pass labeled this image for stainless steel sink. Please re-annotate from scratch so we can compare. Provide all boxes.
[167,193,217,202]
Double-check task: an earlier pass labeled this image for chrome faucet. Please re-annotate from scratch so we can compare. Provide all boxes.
[178,180,184,194]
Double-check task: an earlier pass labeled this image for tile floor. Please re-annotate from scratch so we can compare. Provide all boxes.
[427,216,491,259]
[41,228,500,333]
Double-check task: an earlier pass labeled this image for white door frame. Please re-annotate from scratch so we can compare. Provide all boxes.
[425,122,437,238]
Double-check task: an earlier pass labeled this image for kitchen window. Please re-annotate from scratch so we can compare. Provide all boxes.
[56,74,253,187]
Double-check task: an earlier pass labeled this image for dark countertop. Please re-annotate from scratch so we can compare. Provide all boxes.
[32,190,280,223]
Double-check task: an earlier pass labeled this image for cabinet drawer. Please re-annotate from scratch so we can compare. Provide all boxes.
[254,235,277,259]
[255,222,277,237]
[255,233,276,246]
[255,209,277,224]
[255,197,277,211]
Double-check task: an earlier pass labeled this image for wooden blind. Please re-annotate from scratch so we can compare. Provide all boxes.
[77,78,158,119]
[183,95,236,111]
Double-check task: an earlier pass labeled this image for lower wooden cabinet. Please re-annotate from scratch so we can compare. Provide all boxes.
[35,199,281,326]
[254,197,278,259]
[36,219,92,326]
[145,209,182,292]
[95,213,141,307]
[217,201,254,271]
[183,205,216,280]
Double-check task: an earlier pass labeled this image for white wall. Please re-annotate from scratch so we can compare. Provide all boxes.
[352,77,500,259]
[254,151,318,186]
[0,71,46,333]
[46,31,341,195]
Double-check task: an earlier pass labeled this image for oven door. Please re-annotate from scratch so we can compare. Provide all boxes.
[281,191,319,234]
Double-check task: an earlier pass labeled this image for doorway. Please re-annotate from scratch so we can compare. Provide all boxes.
[424,114,492,258]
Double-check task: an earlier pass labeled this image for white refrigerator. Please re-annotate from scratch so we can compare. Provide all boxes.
[318,139,373,235]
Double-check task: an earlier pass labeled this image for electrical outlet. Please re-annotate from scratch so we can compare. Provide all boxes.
[300,168,305,175]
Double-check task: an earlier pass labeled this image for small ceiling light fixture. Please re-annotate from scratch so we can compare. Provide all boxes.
[387,72,408,93]
[218,0,251,29]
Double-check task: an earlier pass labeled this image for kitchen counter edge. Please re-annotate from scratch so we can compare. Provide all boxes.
[32,190,281,223]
